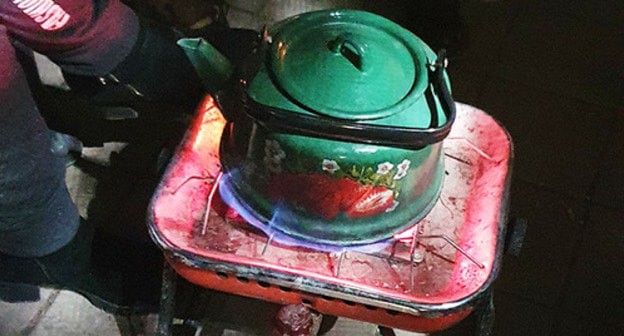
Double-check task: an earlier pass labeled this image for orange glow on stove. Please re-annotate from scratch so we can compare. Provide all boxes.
[191,95,227,153]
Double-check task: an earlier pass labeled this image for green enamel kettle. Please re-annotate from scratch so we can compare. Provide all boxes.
[180,9,455,247]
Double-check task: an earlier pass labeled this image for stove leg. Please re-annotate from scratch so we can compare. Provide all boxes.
[475,289,495,336]
[376,326,397,336]
[318,314,338,335]
[156,259,177,336]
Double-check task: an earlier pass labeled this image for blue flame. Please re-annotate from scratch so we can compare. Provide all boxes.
[218,170,392,253]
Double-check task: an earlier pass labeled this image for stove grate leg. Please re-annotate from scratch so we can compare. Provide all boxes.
[156,258,177,336]
[475,289,495,336]
[376,326,397,336]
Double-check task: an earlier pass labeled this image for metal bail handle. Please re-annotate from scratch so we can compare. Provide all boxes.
[223,30,456,150]
[424,49,456,143]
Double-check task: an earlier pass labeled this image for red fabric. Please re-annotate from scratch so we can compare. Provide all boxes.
[0,0,139,75]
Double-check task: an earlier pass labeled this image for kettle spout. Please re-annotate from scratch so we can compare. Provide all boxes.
[178,38,233,93]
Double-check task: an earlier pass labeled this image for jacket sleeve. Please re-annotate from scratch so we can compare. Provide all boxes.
[0,0,139,76]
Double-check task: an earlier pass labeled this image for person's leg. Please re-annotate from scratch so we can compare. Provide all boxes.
[0,23,158,314]
[0,0,205,110]
[0,25,79,258]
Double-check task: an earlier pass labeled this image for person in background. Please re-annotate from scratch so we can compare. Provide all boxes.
[0,0,208,313]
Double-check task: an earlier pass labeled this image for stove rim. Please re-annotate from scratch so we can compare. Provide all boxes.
[146,102,515,318]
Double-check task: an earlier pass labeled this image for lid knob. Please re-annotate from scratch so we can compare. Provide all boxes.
[327,34,367,72]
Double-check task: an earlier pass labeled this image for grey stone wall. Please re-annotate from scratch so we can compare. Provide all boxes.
[225,0,401,29]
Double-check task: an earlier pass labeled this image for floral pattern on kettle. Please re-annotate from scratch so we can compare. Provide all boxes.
[319,158,411,185]
[321,159,340,174]
[376,162,394,175]
[262,139,412,219]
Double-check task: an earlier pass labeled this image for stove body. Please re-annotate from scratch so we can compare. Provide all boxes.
[148,97,512,333]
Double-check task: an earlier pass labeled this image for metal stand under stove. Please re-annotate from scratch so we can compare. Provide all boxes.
[148,97,513,335]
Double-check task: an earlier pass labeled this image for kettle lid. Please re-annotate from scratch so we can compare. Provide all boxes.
[262,9,430,121]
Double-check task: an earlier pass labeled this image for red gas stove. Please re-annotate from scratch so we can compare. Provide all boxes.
[148,96,513,335]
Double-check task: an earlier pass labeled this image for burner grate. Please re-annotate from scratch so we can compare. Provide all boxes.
[148,97,513,333]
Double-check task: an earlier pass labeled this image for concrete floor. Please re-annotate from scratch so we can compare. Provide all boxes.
[1,0,623,335]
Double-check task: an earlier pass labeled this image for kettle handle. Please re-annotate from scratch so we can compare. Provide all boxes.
[230,50,455,150]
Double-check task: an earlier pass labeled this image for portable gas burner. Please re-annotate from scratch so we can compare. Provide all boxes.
[148,96,513,335]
